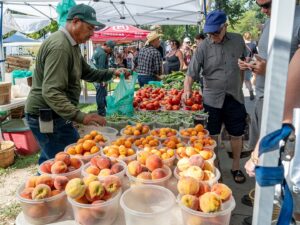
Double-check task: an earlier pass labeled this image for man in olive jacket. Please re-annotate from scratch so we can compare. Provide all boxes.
[25,4,120,164]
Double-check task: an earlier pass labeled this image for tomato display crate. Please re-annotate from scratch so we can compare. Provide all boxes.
[1,119,39,155]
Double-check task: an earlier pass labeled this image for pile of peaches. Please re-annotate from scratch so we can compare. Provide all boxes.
[133,135,160,149]
[121,123,150,136]
[39,152,83,178]
[176,146,214,160]
[162,136,185,149]
[189,136,216,150]
[102,145,135,162]
[83,156,125,177]
[178,176,232,213]
[179,124,209,139]
[111,137,135,148]
[176,155,216,182]
[127,155,170,181]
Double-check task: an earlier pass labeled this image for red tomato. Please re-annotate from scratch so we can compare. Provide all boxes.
[191,104,200,111]
[171,97,180,105]
[146,103,154,110]
[185,98,193,106]
[172,105,180,110]
[166,104,173,110]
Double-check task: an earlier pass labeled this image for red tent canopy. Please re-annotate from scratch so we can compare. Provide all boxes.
[91,25,150,44]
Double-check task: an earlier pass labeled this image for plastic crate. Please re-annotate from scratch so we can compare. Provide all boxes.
[1,119,39,155]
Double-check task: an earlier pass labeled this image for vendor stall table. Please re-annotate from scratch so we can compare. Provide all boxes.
[0,97,26,112]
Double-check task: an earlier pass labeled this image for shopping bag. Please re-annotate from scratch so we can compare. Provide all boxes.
[106,73,137,117]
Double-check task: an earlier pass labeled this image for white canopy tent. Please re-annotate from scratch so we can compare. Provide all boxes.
[0,0,205,25]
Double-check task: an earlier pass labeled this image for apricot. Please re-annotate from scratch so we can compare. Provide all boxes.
[198,149,213,160]
[85,181,105,202]
[90,146,100,154]
[20,187,34,199]
[39,161,53,174]
[111,163,124,174]
[102,175,121,194]
[35,175,54,188]
[65,178,86,199]
[145,154,163,172]
[75,143,84,154]
[90,130,98,137]
[177,177,199,195]
[151,168,167,179]
[181,194,199,211]
[84,134,93,141]
[25,176,38,188]
[70,157,82,169]
[55,152,71,166]
[53,176,69,191]
[83,140,96,151]
[85,165,100,176]
[98,168,112,177]
[127,160,143,176]
[83,174,98,186]
[51,161,68,174]
[199,192,222,213]
[32,184,51,199]
[211,183,232,202]
[137,171,152,180]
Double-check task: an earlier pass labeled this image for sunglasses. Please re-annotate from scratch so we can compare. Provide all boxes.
[256,1,272,9]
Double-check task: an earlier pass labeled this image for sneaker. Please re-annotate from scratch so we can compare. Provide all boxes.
[241,194,253,207]
[250,91,255,100]
[243,216,252,225]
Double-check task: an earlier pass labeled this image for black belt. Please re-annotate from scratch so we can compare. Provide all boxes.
[27,111,61,119]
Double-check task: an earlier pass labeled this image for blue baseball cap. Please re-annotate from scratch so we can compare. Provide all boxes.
[204,10,227,33]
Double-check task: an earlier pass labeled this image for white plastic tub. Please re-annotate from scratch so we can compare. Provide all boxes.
[120,185,176,225]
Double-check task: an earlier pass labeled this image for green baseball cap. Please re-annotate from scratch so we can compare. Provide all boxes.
[67,4,105,28]
[105,40,116,49]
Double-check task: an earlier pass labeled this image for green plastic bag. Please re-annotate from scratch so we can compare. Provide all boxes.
[12,70,32,85]
[56,0,76,27]
[148,81,163,87]
[106,73,137,117]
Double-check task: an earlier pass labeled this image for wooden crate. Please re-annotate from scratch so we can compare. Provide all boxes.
[6,56,31,70]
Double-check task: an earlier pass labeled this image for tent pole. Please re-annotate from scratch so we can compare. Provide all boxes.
[0,2,5,81]
[252,0,296,224]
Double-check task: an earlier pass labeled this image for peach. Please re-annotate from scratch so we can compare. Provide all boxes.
[85,181,105,202]
[90,155,101,167]
[55,152,71,166]
[177,177,199,195]
[185,146,198,156]
[181,166,204,181]
[196,181,211,197]
[145,154,163,172]
[83,174,99,186]
[51,189,62,197]
[199,192,222,213]
[151,168,167,179]
[137,151,151,165]
[96,156,112,170]
[20,187,34,199]
[91,200,106,218]
[181,194,199,211]
[39,161,53,174]
[65,178,86,199]
[111,163,124,174]
[25,204,48,218]
[70,158,82,169]
[75,195,89,204]
[128,160,143,176]
[198,149,213,160]
[177,157,191,172]
[137,171,152,180]
[51,161,68,174]
[53,176,69,191]
[102,191,112,201]
[203,170,216,181]
[25,176,38,188]
[98,168,112,177]
[102,175,121,194]
[189,155,205,168]
[35,175,54,188]
[85,165,100,176]
[76,208,96,225]
[211,183,232,202]
[32,184,51,199]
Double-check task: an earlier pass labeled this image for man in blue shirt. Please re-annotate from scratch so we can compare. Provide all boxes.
[92,40,116,116]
